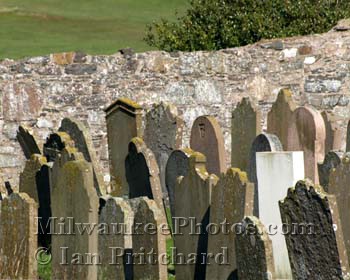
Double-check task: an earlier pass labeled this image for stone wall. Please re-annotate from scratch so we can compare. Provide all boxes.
[2,28,350,186]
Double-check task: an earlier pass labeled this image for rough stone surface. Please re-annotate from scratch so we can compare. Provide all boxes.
[235,216,275,280]
[322,111,346,153]
[17,125,41,159]
[345,120,350,152]
[279,180,350,279]
[206,168,254,279]
[190,115,226,175]
[231,97,262,172]
[318,151,344,192]
[0,193,38,280]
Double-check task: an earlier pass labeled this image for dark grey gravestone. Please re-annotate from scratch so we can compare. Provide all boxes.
[318,151,344,192]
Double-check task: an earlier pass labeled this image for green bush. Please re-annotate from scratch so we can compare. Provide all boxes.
[145,0,350,51]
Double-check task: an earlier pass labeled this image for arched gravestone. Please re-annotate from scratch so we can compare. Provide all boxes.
[288,106,326,184]
[279,180,350,279]
[59,117,106,195]
[206,168,254,280]
[17,125,41,159]
[232,97,262,172]
[43,131,75,162]
[318,151,344,192]
[105,98,143,196]
[248,133,283,216]
[190,115,226,175]
[322,111,345,153]
[144,102,184,199]
[165,148,193,219]
[235,216,275,280]
[267,88,297,150]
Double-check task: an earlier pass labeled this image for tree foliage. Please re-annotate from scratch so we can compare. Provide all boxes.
[145,0,350,51]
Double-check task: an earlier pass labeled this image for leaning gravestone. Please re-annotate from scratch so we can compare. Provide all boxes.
[318,151,344,192]
[174,151,218,280]
[0,193,38,280]
[144,102,184,199]
[105,98,143,196]
[288,106,326,184]
[19,154,51,248]
[322,111,345,153]
[132,197,167,280]
[59,117,106,195]
[98,196,134,280]
[279,180,350,279]
[248,133,283,216]
[235,216,275,280]
[232,97,262,172]
[51,148,99,280]
[206,168,254,280]
[256,151,304,279]
[17,125,41,159]
[43,131,75,162]
[165,148,193,219]
[267,88,297,150]
[190,115,226,175]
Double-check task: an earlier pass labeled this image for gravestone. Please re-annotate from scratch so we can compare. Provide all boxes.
[51,148,99,280]
[345,119,350,152]
[0,193,38,280]
[43,131,75,162]
[256,151,304,279]
[17,125,41,159]
[322,111,345,153]
[144,102,184,199]
[288,106,326,184]
[98,196,134,280]
[206,168,254,280]
[267,88,297,150]
[59,117,106,195]
[190,115,226,175]
[248,133,283,216]
[318,151,343,192]
[232,97,262,172]
[174,152,218,280]
[235,216,275,280]
[105,98,143,196]
[132,197,167,280]
[279,180,350,279]
[165,148,193,219]
[19,154,51,248]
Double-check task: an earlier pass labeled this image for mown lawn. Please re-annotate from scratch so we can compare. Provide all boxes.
[0,0,188,59]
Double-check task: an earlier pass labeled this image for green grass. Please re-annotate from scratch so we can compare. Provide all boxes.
[0,0,188,59]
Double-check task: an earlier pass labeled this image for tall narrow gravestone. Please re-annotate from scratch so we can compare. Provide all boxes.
[322,111,345,153]
[232,97,262,172]
[190,115,226,175]
[345,119,350,152]
[288,106,326,184]
[206,168,254,280]
[318,151,343,192]
[0,193,38,280]
[105,98,143,196]
[17,125,41,159]
[174,152,218,280]
[256,151,304,279]
[280,180,350,279]
[144,102,184,199]
[267,88,297,150]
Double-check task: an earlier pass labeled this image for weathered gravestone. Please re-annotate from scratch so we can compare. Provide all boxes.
[59,117,106,195]
[232,97,262,172]
[19,154,51,248]
[105,98,143,196]
[206,168,254,280]
[318,151,344,192]
[288,106,326,184]
[322,111,345,153]
[345,119,350,152]
[174,152,218,280]
[279,180,350,279]
[51,148,99,280]
[132,197,167,280]
[0,193,38,280]
[248,133,283,216]
[190,115,226,175]
[43,131,75,162]
[165,148,193,220]
[17,125,41,159]
[235,216,275,280]
[267,88,297,150]
[256,151,304,279]
[98,196,133,280]
[144,102,184,199]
